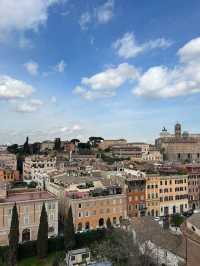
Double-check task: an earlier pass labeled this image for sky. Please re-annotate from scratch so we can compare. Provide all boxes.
[1,0,200,144]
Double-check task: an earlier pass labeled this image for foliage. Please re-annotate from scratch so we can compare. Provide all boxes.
[27,181,37,189]
[64,206,75,251]
[92,229,154,266]
[170,214,185,227]
[37,203,48,259]
[8,203,19,266]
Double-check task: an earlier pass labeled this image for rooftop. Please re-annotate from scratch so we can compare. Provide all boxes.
[0,190,56,204]
[187,213,200,230]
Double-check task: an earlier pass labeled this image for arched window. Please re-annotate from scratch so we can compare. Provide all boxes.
[22,228,30,242]
[78,222,82,231]
[99,218,104,227]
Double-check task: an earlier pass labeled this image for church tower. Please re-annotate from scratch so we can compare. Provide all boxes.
[175,123,181,138]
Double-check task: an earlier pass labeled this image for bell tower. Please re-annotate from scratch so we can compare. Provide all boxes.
[175,122,181,138]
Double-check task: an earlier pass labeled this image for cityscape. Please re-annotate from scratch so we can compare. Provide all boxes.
[0,1,200,266]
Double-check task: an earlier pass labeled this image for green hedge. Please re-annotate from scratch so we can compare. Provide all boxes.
[0,229,106,262]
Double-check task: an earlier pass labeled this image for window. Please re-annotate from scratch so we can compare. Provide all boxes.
[24,216,29,225]
[71,256,75,261]
[78,203,82,208]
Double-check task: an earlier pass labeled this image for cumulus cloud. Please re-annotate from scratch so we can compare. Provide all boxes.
[15,99,43,113]
[0,0,63,41]
[79,12,91,30]
[73,63,139,100]
[54,60,66,73]
[0,75,34,100]
[133,37,200,98]
[95,0,114,24]
[113,32,172,59]
[24,60,39,76]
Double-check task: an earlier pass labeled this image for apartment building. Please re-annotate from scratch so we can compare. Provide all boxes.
[112,144,142,160]
[0,151,17,170]
[159,175,188,216]
[145,175,160,217]
[0,184,58,246]
[98,139,127,150]
[126,176,146,217]
[185,165,200,209]
[0,169,20,182]
[68,187,127,232]
[142,150,162,162]
[23,155,56,182]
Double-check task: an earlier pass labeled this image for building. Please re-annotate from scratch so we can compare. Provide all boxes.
[156,123,200,163]
[132,217,185,266]
[0,184,58,245]
[126,176,146,217]
[0,151,17,170]
[182,213,200,266]
[65,248,91,266]
[186,165,200,209]
[40,140,55,151]
[0,169,20,182]
[98,139,127,150]
[111,144,142,160]
[142,150,162,162]
[145,175,160,217]
[64,185,127,232]
[23,155,56,182]
[159,175,188,216]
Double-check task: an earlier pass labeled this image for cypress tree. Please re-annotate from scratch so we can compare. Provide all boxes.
[37,202,48,259]
[8,203,19,266]
[64,206,75,251]
[106,218,112,230]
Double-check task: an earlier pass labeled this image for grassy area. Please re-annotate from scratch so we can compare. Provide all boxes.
[0,252,64,266]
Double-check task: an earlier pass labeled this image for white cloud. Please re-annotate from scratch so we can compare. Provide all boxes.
[177,37,200,63]
[95,0,114,24]
[133,37,200,98]
[0,75,34,100]
[74,63,139,100]
[54,60,66,73]
[79,12,91,30]
[19,36,33,49]
[113,32,172,59]
[24,60,39,76]
[15,99,43,113]
[0,0,63,41]
[78,0,114,30]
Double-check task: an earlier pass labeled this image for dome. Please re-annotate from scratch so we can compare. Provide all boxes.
[182,131,189,138]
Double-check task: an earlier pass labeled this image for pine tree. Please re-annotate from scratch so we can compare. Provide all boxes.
[8,203,19,266]
[106,218,112,230]
[37,202,48,259]
[64,206,75,251]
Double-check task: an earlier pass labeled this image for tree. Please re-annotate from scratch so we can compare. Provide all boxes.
[64,206,75,251]
[106,218,112,230]
[8,203,19,266]
[37,202,48,259]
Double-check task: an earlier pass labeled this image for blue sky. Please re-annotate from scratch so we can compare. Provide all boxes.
[1,0,200,144]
